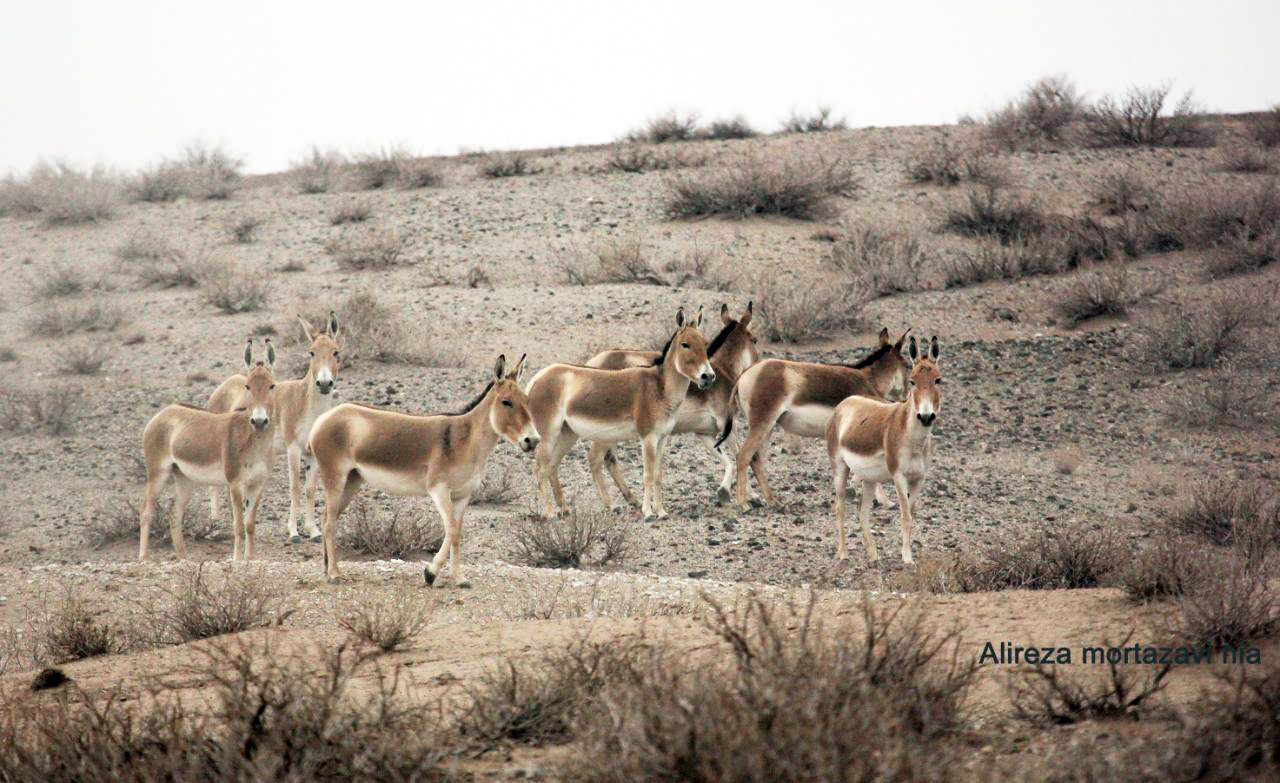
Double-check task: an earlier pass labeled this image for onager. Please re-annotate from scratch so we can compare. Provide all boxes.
[584,302,760,505]
[826,335,942,564]
[308,355,539,585]
[526,307,716,519]
[139,340,277,562]
[208,312,341,543]
[720,328,911,512]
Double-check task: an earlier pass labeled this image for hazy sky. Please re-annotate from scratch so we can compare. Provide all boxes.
[3,0,1278,175]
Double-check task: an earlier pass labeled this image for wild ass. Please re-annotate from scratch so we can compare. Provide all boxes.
[719,328,912,511]
[826,336,941,564]
[526,307,716,519]
[584,302,760,505]
[308,355,538,585]
[139,340,277,562]
[207,312,341,543]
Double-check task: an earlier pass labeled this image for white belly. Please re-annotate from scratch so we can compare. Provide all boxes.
[173,457,226,487]
[356,463,427,496]
[566,415,640,443]
[839,448,893,484]
[778,404,833,439]
[672,407,717,435]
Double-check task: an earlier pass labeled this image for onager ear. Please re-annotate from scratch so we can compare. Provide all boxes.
[720,303,731,325]
[265,339,276,368]
[695,305,704,328]
[929,335,940,361]
[908,335,919,361]
[675,307,685,328]
[328,310,339,339]
[493,354,506,380]
[296,314,315,344]
[878,327,890,346]
[507,353,527,380]
[894,328,911,352]
[243,339,254,369]
[740,301,753,327]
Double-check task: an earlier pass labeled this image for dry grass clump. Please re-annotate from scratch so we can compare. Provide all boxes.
[1159,477,1279,551]
[939,236,1066,288]
[117,234,201,288]
[26,300,125,337]
[290,145,346,194]
[1163,369,1272,429]
[325,229,405,270]
[605,144,704,173]
[665,153,857,221]
[825,225,931,296]
[942,182,1046,243]
[627,110,700,143]
[1055,262,1157,325]
[1173,656,1280,779]
[1145,177,1280,252]
[1205,225,1280,278]
[54,342,111,375]
[781,105,847,133]
[984,74,1083,150]
[0,386,81,436]
[1120,538,1214,602]
[1247,105,1280,148]
[82,493,220,550]
[702,115,758,139]
[1134,286,1262,369]
[328,199,372,225]
[337,499,444,559]
[337,592,432,653]
[938,523,1127,592]
[753,269,865,342]
[299,291,456,366]
[558,236,733,289]
[478,151,541,178]
[905,133,1000,186]
[1219,141,1274,173]
[0,161,121,225]
[225,214,262,243]
[508,510,630,569]
[1084,83,1215,148]
[34,266,87,299]
[154,565,281,643]
[37,591,123,664]
[1174,555,1278,649]
[350,146,442,190]
[129,142,244,201]
[200,259,270,314]
[1091,168,1157,215]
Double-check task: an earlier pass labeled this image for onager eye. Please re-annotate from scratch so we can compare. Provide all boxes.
[269,384,276,390]
[935,378,944,385]
[333,351,339,358]
[680,342,690,349]
[244,384,250,390]
[502,400,513,407]
[309,351,314,357]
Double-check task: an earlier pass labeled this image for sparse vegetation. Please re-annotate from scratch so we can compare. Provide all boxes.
[201,259,270,313]
[338,499,444,559]
[226,213,263,243]
[939,236,1065,287]
[0,161,121,225]
[290,146,345,194]
[509,511,629,569]
[906,133,998,186]
[1120,539,1212,602]
[826,225,931,296]
[627,111,700,143]
[781,105,847,133]
[605,144,704,173]
[54,342,111,375]
[984,75,1083,150]
[26,301,125,337]
[1175,554,1278,649]
[1160,477,1279,551]
[1219,141,1274,173]
[943,182,1046,243]
[38,590,121,663]
[1135,286,1260,368]
[702,115,758,140]
[937,523,1127,592]
[326,229,405,270]
[154,564,281,643]
[1164,370,1272,428]
[1055,262,1149,324]
[34,266,87,299]
[1084,83,1215,148]
[478,152,541,178]
[1205,225,1280,277]
[0,386,81,436]
[1091,167,1157,215]
[665,153,857,220]
[753,270,864,342]
[1247,105,1280,148]
[1144,177,1280,252]
[351,146,442,190]
[337,592,432,653]
[117,234,201,288]
[328,199,372,225]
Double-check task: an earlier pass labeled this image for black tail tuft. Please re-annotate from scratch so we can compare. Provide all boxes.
[713,416,734,450]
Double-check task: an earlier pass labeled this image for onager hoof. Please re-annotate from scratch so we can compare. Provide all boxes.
[288,535,302,545]
[716,487,731,505]
[423,566,437,586]
[748,497,766,509]
[456,580,473,590]
[308,532,323,543]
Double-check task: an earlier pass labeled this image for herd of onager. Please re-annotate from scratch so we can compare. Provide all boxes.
[138,304,942,584]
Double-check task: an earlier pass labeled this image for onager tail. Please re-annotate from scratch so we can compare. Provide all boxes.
[713,385,739,450]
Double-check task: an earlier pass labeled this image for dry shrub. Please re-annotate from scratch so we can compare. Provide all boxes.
[605,144,704,173]
[115,232,200,288]
[201,259,270,313]
[38,591,122,663]
[0,638,453,781]
[1174,554,1278,649]
[702,115,757,140]
[627,110,700,143]
[328,199,372,225]
[1144,177,1280,252]
[26,301,125,337]
[940,523,1127,592]
[154,564,281,643]
[1091,167,1157,216]
[1205,225,1280,277]
[478,152,541,178]
[311,291,456,367]
[82,494,220,550]
[781,105,847,133]
[1134,286,1262,369]
[943,182,1046,243]
[129,161,189,203]
[1176,656,1280,778]
[0,346,16,363]
[1163,370,1272,429]
[225,213,262,243]
[472,460,524,506]
[984,74,1083,150]
[1055,262,1151,325]
[826,225,931,296]
[172,141,245,200]
[666,153,857,221]
[337,592,432,653]
[0,161,121,225]
[508,510,629,569]
[54,342,111,375]
[1120,538,1214,602]
[1160,477,1279,551]
[940,235,1066,287]
[338,499,444,559]
[906,132,998,186]
[1008,630,1172,725]
[396,157,444,189]
[752,269,864,342]
[326,229,405,270]
[1084,83,1215,148]
[568,595,977,782]
[290,145,345,194]
[35,266,87,299]
[0,386,81,436]
[559,236,733,289]
[1248,105,1280,148]
[1219,141,1274,173]
[350,146,441,190]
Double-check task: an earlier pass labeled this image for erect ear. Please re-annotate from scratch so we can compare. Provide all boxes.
[894,328,911,352]
[878,327,890,346]
[908,335,919,361]
[739,301,753,327]
[265,338,276,368]
[695,304,704,328]
[720,303,731,325]
[493,354,506,380]
[296,314,315,344]
[327,310,339,339]
[675,306,685,328]
[243,339,253,369]
[929,335,940,361]
[507,353,527,380]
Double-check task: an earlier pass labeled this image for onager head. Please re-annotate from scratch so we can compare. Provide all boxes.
[241,339,278,431]
[298,311,341,395]
[906,335,942,428]
[659,307,716,391]
[879,327,913,400]
[487,354,540,453]
[710,301,760,377]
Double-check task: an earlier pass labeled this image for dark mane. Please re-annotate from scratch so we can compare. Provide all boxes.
[652,331,676,366]
[454,380,494,415]
[705,321,736,359]
[845,343,891,370]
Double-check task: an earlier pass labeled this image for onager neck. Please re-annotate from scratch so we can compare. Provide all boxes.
[902,390,931,446]
[659,355,693,409]
[867,356,900,398]
[460,393,501,458]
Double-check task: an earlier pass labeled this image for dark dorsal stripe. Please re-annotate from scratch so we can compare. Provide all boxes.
[845,343,891,370]
[706,320,736,359]
[454,380,494,415]
[652,331,677,366]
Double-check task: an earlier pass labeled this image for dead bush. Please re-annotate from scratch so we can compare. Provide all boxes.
[351,147,405,190]
[666,153,857,221]
[1091,168,1157,215]
[34,266,87,299]
[941,523,1127,592]
[338,499,444,560]
[337,592,432,653]
[826,225,931,296]
[154,564,281,644]
[627,110,700,143]
[605,144,704,173]
[1007,630,1171,725]
[1120,538,1213,602]
[124,241,201,288]
[39,591,121,663]
[0,386,81,436]
[290,145,345,194]
[781,105,847,133]
[26,301,125,337]
[82,494,220,550]
[226,214,262,243]
[478,152,541,178]
[1176,655,1280,779]
[940,235,1066,287]
[1205,225,1280,277]
[1174,554,1278,649]
[396,157,443,189]
[129,161,189,203]
[54,342,111,375]
[472,461,524,506]
[1134,287,1259,368]
[984,75,1083,150]
[1084,83,1216,148]
[174,141,245,200]
[702,115,757,140]
[328,199,372,225]
[1163,371,1272,429]
[753,270,864,342]
[307,291,457,367]
[1247,105,1280,148]
[0,161,121,225]
[1055,262,1154,325]
[1144,177,1280,252]
[559,236,732,289]
[1160,477,1279,552]
[201,259,270,313]
[943,182,1046,243]
[326,229,405,270]
[906,133,997,186]
[1219,141,1274,173]
[509,510,630,569]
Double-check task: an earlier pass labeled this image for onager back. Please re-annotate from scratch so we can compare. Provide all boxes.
[308,355,538,585]
[525,307,716,519]
[139,340,278,561]
[584,302,759,505]
[208,312,341,543]
[826,335,942,564]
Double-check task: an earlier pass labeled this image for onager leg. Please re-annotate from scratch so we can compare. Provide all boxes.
[208,487,222,523]
[734,405,783,510]
[746,429,781,509]
[893,474,915,564]
[320,471,363,581]
[706,433,735,505]
[859,479,880,563]
[653,435,671,518]
[286,446,306,543]
[425,486,455,587]
[229,485,247,562]
[170,477,195,561]
[301,455,322,540]
[832,460,849,560]
[604,449,638,508]
[138,467,171,562]
[243,482,266,561]
[640,435,660,519]
[547,431,577,515]
[587,442,615,509]
[449,497,471,587]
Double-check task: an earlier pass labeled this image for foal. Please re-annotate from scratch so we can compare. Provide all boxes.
[139,340,277,562]
[308,355,538,585]
[208,312,341,543]
[584,302,760,505]
[826,336,942,564]
[722,328,912,511]
[526,307,715,519]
